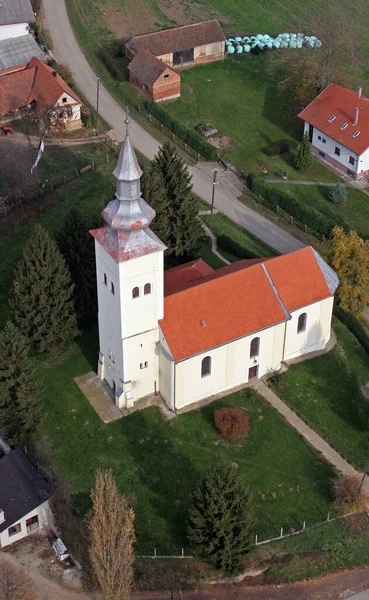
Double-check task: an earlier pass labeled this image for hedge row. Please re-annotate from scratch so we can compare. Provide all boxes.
[217,234,259,260]
[334,305,369,355]
[263,140,299,157]
[247,173,336,236]
[145,101,218,161]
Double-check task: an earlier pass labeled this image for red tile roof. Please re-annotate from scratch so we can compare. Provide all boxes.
[164,259,214,296]
[90,226,166,262]
[126,19,225,57]
[0,57,82,115]
[298,83,369,155]
[160,247,334,361]
[128,49,180,86]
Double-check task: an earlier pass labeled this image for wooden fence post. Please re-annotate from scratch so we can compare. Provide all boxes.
[289,215,293,225]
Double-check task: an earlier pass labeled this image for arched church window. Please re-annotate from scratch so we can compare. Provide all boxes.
[110,282,115,295]
[250,337,260,359]
[144,283,152,295]
[297,313,307,333]
[201,356,212,378]
[132,287,140,299]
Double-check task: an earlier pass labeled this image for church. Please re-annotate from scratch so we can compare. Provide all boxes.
[90,123,339,413]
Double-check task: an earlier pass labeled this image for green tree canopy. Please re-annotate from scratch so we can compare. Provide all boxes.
[0,321,41,446]
[188,462,253,573]
[294,134,313,172]
[10,223,78,352]
[141,163,171,246]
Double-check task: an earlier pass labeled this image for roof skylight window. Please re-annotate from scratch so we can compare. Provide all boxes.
[341,123,348,130]
[328,115,336,122]
[353,130,361,138]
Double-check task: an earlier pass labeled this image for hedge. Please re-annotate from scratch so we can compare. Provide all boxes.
[247,173,336,236]
[217,234,259,259]
[145,101,218,161]
[264,140,299,157]
[334,305,369,355]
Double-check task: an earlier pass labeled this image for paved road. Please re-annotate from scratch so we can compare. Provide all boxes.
[42,0,303,255]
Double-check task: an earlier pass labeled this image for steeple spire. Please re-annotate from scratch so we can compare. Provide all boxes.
[113,107,142,182]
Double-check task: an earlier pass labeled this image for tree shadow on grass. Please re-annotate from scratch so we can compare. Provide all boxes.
[116,408,199,555]
[75,328,99,372]
[262,85,302,139]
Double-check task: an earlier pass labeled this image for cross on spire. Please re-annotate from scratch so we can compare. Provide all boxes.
[124,106,130,134]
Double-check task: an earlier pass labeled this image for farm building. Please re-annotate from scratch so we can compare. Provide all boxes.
[125,19,225,68]
[0,0,34,41]
[0,34,44,74]
[299,83,369,180]
[128,49,180,102]
[0,56,83,129]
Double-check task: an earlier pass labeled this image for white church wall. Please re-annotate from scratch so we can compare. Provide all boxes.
[159,341,174,407]
[122,328,160,400]
[283,297,333,361]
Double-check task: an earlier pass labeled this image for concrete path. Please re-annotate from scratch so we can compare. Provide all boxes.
[199,210,230,265]
[253,380,369,493]
[42,0,304,255]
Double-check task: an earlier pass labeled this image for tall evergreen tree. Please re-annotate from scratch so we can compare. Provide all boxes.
[0,321,41,446]
[56,209,97,328]
[10,223,78,352]
[141,164,171,245]
[188,462,253,573]
[294,134,313,172]
[152,142,202,257]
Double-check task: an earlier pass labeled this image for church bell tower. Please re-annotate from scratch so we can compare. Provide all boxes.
[90,111,166,408]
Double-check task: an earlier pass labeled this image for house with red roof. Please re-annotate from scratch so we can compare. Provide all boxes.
[128,49,181,102]
[0,57,83,129]
[90,121,339,412]
[299,83,369,180]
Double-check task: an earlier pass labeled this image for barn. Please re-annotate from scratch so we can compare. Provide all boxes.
[125,19,225,69]
[128,49,181,102]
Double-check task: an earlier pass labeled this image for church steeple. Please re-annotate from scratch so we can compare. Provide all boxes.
[90,110,166,262]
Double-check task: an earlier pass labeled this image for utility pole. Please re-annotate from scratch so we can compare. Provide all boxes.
[210,168,218,227]
[96,77,100,124]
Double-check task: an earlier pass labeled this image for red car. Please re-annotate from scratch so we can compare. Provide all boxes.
[0,125,13,136]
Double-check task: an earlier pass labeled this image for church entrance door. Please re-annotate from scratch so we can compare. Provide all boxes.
[248,365,258,380]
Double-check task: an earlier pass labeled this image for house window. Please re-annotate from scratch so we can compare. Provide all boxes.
[143,83,149,92]
[140,361,148,369]
[26,515,39,532]
[110,282,115,295]
[317,135,321,141]
[164,73,169,78]
[334,147,341,156]
[144,283,152,295]
[349,156,355,165]
[297,313,307,333]
[62,97,67,103]
[250,337,260,358]
[322,138,326,143]
[103,273,107,285]
[132,286,140,298]
[8,523,21,537]
[319,151,325,158]
[347,169,354,178]
[328,114,336,122]
[201,356,211,378]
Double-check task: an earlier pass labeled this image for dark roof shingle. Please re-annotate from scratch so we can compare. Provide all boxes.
[128,49,179,86]
[0,35,44,71]
[0,0,34,26]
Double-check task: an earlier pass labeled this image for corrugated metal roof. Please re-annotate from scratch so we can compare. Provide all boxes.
[0,0,34,26]
[0,34,44,71]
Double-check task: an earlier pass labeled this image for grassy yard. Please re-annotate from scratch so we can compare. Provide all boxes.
[270,318,369,470]
[274,183,369,238]
[35,332,335,553]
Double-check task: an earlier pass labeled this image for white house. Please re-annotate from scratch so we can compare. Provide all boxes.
[91,124,338,412]
[0,448,53,548]
[0,0,34,41]
[299,83,369,180]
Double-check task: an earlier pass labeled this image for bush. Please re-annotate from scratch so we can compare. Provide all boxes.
[263,140,298,156]
[329,184,348,205]
[215,407,250,443]
[145,101,218,161]
[100,41,128,82]
[294,134,313,171]
[333,305,369,355]
[217,234,259,259]
[81,109,94,130]
[332,474,368,515]
[247,173,336,236]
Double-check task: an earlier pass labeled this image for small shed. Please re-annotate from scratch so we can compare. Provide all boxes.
[128,49,181,102]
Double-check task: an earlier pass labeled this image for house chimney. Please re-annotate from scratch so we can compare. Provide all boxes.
[0,509,5,524]
[358,87,362,98]
[353,107,359,126]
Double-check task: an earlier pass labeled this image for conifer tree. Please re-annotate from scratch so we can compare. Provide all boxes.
[152,142,202,257]
[329,183,348,205]
[294,134,313,171]
[141,164,171,245]
[56,209,97,328]
[0,321,41,446]
[188,462,253,573]
[10,223,78,352]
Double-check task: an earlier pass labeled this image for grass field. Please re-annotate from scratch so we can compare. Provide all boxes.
[270,318,369,470]
[273,183,369,238]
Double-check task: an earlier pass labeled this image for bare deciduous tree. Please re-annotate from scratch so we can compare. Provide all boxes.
[88,469,135,600]
[0,560,35,600]
[268,6,360,107]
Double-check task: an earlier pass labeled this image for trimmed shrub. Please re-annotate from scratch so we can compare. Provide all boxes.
[329,184,348,205]
[217,234,258,259]
[247,173,336,236]
[332,474,368,515]
[215,407,250,443]
[294,134,313,171]
[145,101,218,161]
[263,140,298,157]
[334,305,369,355]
